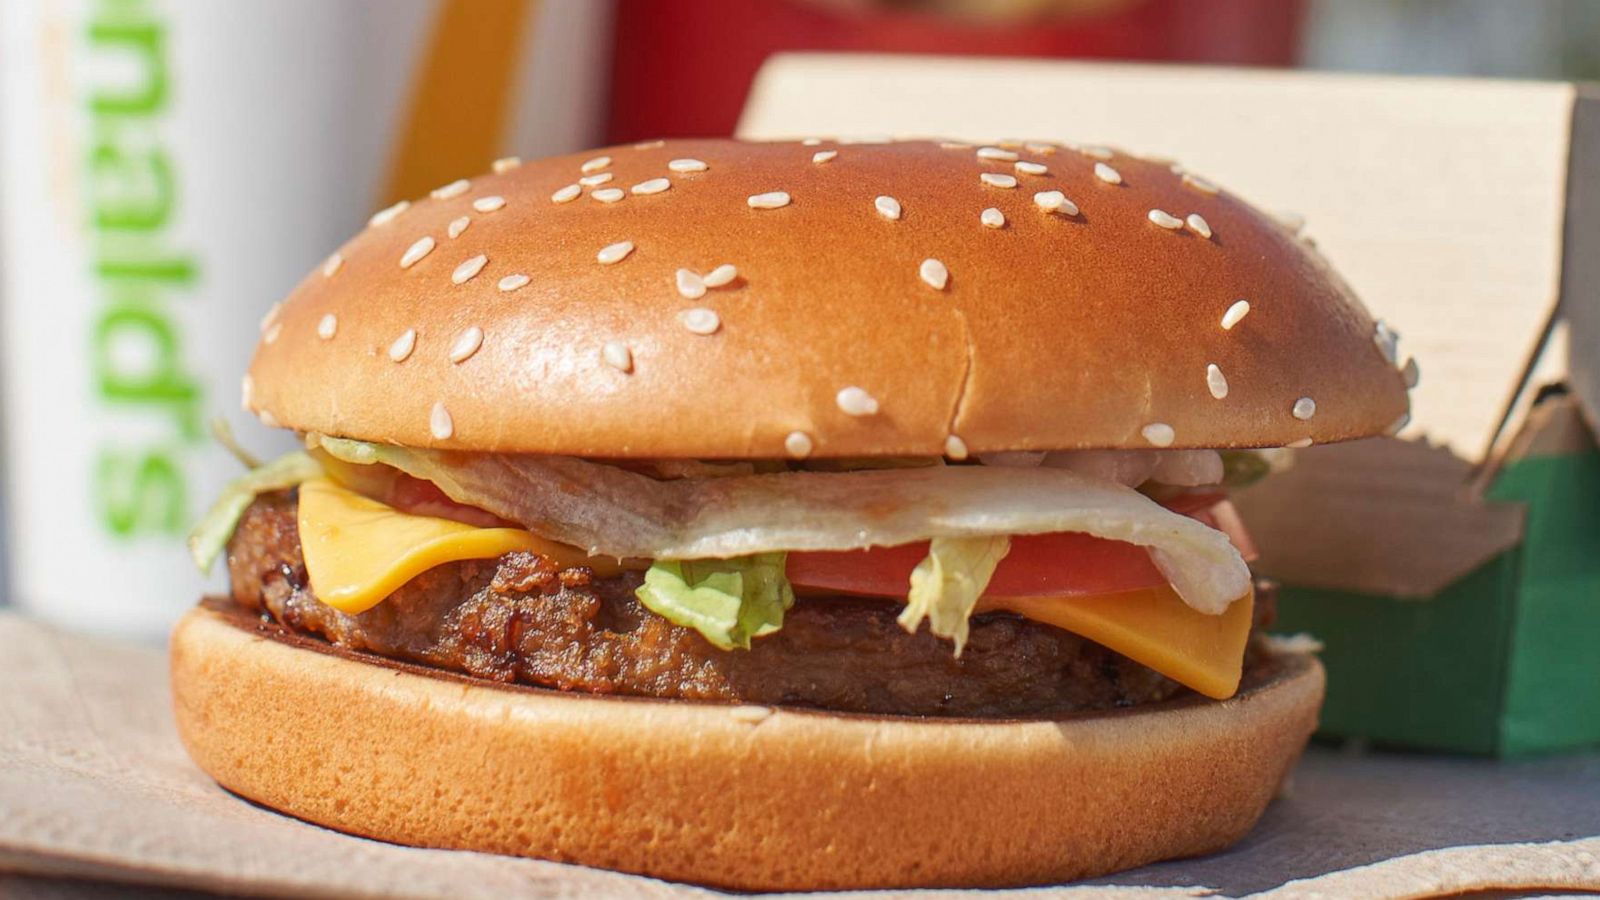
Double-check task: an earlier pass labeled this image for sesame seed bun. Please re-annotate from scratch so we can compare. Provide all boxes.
[245,139,1409,457]
[170,604,1324,891]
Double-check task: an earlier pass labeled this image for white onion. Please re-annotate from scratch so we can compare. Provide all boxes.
[314,437,1249,615]
[1149,450,1225,487]
[1041,449,1160,486]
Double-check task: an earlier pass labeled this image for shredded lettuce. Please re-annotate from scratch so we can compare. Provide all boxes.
[634,553,794,650]
[187,451,324,572]
[1219,450,1270,489]
[897,536,1012,655]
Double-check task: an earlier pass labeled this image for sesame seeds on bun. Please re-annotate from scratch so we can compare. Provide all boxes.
[245,139,1411,457]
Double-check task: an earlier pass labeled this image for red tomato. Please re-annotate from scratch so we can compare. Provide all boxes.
[384,474,510,528]
[786,496,1256,599]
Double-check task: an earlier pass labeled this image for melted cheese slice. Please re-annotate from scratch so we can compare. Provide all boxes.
[296,478,1251,698]
[984,586,1253,700]
[297,479,623,614]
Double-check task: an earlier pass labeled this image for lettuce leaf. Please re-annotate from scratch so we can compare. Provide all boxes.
[187,451,324,572]
[897,536,1012,654]
[635,553,793,650]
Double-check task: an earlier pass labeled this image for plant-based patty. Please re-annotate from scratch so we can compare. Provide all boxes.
[227,490,1276,718]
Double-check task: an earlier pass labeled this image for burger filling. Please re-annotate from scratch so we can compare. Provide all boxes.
[191,434,1285,718]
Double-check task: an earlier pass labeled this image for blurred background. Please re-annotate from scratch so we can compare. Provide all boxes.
[2,0,1597,639]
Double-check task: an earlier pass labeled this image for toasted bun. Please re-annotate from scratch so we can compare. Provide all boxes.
[245,139,1409,457]
[171,605,1323,890]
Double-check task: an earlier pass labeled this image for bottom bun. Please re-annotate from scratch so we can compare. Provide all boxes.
[170,604,1323,890]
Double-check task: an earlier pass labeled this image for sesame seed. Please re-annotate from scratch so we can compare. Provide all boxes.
[668,158,707,173]
[703,264,738,288]
[679,307,720,335]
[258,409,280,428]
[1275,210,1307,235]
[449,326,483,363]
[836,386,879,416]
[919,258,949,290]
[388,329,417,362]
[368,200,410,227]
[1147,209,1183,230]
[1093,163,1123,185]
[430,402,453,440]
[812,150,837,164]
[1014,160,1048,175]
[592,187,624,203]
[944,435,969,460]
[1141,423,1175,447]
[1222,300,1251,330]
[1385,412,1411,436]
[447,216,470,238]
[551,184,581,203]
[601,340,633,373]
[316,313,337,340]
[980,172,1018,188]
[451,254,488,284]
[262,322,282,344]
[634,139,665,150]
[1169,163,1187,175]
[1024,142,1056,154]
[801,138,824,146]
[1033,190,1079,216]
[1292,397,1317,420]
[631,177,671,196]
[259,302,282,333]
[580,155,611,174]
[784,431,814,459]
[1080,145,1114,160]
[497,273,529,292]
[729,704,773,724]
[675,268,707,299]
[1401,357,1420,388]
[321,252,343,278]
[491,156,521,173]
[1286,437,1314,449]
[939,141,972,150]
[981,207,1006,228]
[240,375,254,409]
[874,195,902,220]
[579,172,613,187]
[1373,321,1399,365]
[472,195,506,213]
[597,241,634,265]
[1206,364,1229,399]
[976,146,1018,161]
[400,235,436,268]
[748,191,791,209]
[430,178,469,199]
[1186,213,1213,239]
[1182,173,1220,195]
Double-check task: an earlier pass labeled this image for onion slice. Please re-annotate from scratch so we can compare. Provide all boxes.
[312,436,1249,614]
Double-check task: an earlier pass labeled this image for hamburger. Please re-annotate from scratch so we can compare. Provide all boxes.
[172,138,1413,890]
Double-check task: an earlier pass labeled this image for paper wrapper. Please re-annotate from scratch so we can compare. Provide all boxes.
[2,612,1597,898]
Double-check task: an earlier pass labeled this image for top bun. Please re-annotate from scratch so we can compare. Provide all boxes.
[245,139,1410,458]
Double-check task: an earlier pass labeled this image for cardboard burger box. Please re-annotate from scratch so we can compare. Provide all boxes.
[738,55,1600,756]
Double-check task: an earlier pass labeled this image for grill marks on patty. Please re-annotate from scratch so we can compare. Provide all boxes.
[226,491,1271,718]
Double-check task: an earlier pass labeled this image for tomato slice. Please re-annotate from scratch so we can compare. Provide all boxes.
[383,474,511,529]
[786,496,1255,599]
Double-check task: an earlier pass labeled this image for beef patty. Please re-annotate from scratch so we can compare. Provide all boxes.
[224,490,1274,718]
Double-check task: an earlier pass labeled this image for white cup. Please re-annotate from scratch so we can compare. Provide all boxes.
[0,0,612,638]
